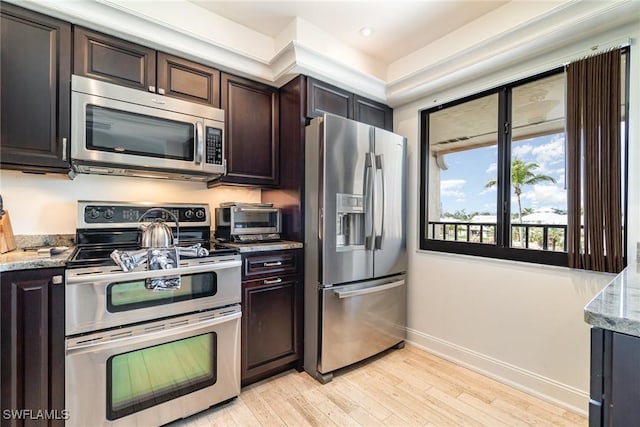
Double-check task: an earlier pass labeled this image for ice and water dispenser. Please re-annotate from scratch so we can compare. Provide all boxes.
[336,193,365,249]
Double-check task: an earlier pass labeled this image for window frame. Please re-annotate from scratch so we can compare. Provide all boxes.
[419,60,629,267]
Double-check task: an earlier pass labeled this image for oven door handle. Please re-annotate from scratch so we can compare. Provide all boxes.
[66,310,241,353]
[66,259,241,284]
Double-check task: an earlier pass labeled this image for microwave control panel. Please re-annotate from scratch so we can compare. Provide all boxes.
[205,127,223,165]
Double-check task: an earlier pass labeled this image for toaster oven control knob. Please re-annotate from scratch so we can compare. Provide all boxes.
[103,208,114,220]
[87,208,100,220]
[195,209,205,219]
[184,209,194,219]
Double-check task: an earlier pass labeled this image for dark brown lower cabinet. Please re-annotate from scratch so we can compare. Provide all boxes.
[590,327,640,426]
[241,249,302,386]
[0,268,65,427]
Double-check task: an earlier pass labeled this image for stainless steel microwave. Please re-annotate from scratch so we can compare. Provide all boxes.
[214,203,281,242]
[71,75,225,181]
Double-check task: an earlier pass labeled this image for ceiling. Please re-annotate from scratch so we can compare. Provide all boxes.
[190,1,507,63]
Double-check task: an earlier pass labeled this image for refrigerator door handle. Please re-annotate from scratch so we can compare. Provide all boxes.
[374,154,385,250]
[334,279,405,298]
[364,152,375,250]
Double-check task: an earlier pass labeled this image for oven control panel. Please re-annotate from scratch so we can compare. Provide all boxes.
[78,202,210,228]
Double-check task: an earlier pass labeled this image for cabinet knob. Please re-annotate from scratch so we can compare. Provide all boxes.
[52,275,63,285]
[264,278,282,285]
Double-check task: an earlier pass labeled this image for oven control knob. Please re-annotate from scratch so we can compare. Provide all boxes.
[195,209,205,219]
[103,208,114,219]
[184,209,194,219]
[87,208,100,220]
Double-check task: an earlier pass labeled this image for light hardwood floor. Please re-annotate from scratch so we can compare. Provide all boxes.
[171,345,587,426]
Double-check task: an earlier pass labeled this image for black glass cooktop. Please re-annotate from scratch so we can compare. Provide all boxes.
[67,243,238,268]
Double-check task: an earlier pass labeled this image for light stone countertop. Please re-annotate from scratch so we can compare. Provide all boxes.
[584,264,640,337]
[0,247,75,272]
[217,240,303,253]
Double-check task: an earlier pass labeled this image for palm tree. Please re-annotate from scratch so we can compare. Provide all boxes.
[486,158,556,246]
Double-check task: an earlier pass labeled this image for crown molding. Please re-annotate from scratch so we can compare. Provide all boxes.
[287,43,387,102]
[6,0,639,108]
[385,0,640,107]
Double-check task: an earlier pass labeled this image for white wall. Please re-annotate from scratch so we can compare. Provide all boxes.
[0,170,260,235]
[396,21,640,414]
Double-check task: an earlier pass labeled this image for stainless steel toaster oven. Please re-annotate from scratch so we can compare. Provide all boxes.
[214,202,281,242]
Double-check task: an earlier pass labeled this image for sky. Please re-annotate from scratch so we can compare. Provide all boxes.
[438,133,567,216]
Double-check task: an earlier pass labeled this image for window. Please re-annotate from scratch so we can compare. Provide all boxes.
[419,51,629,267]
[509,73,567,252]
[427,93,499,245]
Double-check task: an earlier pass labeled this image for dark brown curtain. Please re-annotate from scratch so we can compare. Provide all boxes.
[566,48,623,273]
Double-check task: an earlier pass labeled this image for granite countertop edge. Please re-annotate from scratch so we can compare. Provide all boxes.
[584,265,640,338]
[0,234,76,272]
[216,240,303,253]
[0,248,75,272]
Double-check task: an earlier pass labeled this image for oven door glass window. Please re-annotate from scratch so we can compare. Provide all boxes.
[107,333,216,420]
[86,105,195,161]
[107,272,217,312]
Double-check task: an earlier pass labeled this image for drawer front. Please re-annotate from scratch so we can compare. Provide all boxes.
[319,275,406,374]
[242,250,300,280]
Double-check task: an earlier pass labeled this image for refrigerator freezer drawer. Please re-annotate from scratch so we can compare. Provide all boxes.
[318,275,406,374]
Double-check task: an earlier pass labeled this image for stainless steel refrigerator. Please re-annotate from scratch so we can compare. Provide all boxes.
[304,113,407,383]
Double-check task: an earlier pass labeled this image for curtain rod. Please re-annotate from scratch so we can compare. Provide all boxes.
[562,37,632,66]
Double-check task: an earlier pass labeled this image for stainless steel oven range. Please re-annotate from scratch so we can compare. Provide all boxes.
[64,201,241,426]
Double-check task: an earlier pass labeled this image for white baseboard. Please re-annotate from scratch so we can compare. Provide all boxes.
[406,328,589,417]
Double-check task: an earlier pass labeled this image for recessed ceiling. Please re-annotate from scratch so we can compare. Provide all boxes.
[190,1,508,63]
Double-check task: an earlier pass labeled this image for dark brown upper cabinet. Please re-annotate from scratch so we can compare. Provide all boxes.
[74,28,220,107]
[157,53,220,106]
[306,77,353,119]
[74,27,156,92]
[210,73,279,187]
[305,77,393,131]
[353,94,393,131]
[0,3,71,173]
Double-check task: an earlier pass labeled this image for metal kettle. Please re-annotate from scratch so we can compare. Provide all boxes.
[138,208,179,248]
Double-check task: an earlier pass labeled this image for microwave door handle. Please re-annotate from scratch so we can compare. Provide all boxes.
[195,122,204,165]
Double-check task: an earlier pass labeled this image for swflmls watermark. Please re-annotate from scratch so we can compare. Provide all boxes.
[2,409,70,420]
